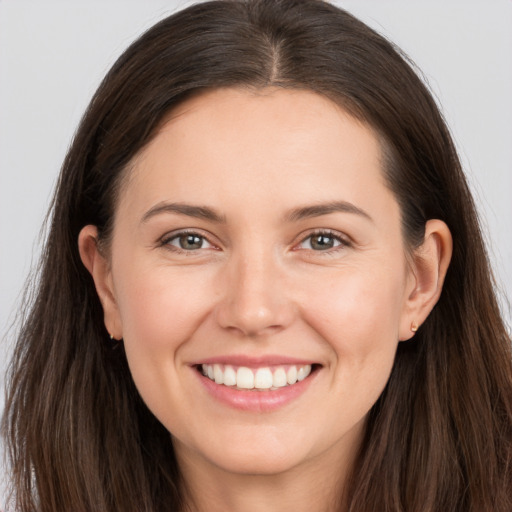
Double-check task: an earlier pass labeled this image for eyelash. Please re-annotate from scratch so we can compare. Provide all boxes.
[159,229,351,255]
[295,229,351,255]
[160,229,218,255]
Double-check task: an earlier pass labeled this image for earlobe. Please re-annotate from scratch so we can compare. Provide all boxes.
[78,226,123,339]
[399,219,453,341]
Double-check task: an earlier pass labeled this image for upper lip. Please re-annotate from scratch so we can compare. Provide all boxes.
[190,355,319,368]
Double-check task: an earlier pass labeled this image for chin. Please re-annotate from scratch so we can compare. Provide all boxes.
[208,448,303,476]
[177,427,312,477]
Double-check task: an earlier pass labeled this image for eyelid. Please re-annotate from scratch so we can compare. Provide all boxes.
[293,228,352,252]
[157,227,351,254]
[159,228,220,252]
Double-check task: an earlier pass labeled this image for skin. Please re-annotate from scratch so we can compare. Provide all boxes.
[79,88,452,512]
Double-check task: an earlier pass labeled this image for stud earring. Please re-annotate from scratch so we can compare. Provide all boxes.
[411,322,418,333]
[109,333,115,340]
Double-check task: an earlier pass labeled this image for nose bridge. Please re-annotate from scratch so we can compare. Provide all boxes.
[215,241,293,336]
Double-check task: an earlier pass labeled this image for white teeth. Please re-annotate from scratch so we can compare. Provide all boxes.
[213,364,224,384]
[236,367,254,389]
[272,367,287,388]
[286,365,297,385]
[223,365,237,386]
[200,363,313,390]
[254,368,273,389]
[297,365,311,381]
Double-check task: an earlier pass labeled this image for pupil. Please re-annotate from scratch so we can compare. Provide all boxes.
[312,235,334,250]
[180,234,202,250]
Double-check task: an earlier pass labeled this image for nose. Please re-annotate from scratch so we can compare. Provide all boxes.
[214,249,295,338]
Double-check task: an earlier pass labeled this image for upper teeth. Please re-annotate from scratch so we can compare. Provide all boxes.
[201,364,312,390]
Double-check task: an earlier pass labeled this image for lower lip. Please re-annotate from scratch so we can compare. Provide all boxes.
[195,368,318,412]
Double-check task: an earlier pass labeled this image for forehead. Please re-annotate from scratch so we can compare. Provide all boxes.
[118,87,396,224]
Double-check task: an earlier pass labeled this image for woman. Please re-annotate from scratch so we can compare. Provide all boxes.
[2,0,511,510]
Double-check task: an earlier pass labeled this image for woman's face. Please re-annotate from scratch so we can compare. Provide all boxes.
[95,88,419,477]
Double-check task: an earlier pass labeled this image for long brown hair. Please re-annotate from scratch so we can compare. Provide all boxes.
[3,1,511,510]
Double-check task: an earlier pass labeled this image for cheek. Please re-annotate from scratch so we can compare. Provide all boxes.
[304,265,404,338]
[300,264,406,392]
[110,262,224,435]
[113,262,215,355]
[111,264,216,425]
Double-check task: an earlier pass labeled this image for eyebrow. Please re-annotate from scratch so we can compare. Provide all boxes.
[141,202,226,224]
[141,200,372,225]
[284,201,373,223]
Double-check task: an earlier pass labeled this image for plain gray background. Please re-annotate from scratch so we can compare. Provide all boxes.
[1,0,511,498]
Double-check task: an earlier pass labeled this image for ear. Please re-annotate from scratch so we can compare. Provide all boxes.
[399,219,453,341]
[78,225,123,340]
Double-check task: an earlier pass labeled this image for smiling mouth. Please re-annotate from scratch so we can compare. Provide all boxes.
[197,363,317,391]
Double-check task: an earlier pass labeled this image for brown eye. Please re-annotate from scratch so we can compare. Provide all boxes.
[179,234,204,250]
[310,234,335,250]
[166,232,212,251]
[298,232,346,251]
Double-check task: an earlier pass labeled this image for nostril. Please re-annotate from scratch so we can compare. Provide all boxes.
[213,278,296,336]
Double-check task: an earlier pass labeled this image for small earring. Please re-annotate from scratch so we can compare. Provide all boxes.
[109,333,115,340]
[411,322,418,333]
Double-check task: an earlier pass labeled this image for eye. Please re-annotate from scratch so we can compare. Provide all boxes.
[163,231,215,251]
[297,231,348,251]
